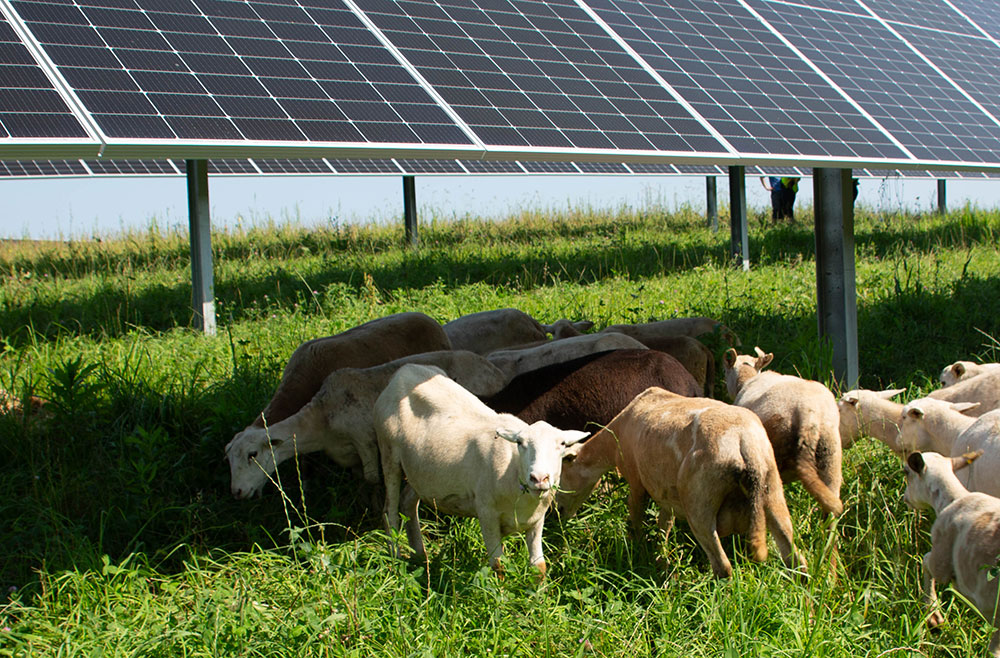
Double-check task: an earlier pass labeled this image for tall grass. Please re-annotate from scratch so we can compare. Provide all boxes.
[1,204,999,656]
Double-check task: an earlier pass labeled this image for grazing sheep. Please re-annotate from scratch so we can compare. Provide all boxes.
[899,399,1000,499]
[225,350,508,498]
[375,364,589,578]
[251,312,451,428]
[897,397,981,456]
[724,347,843,517]
[903,450,1000,657]
[486,332,647,380]
[838,388,906,451]
[556,387,805,578]
[602,317,741,347]
[443,308,592,355]
[484,349,701,432]
[929,369,1000,417]
[940,361,1000,387]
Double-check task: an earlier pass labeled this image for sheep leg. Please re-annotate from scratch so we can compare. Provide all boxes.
[922,552,945,629]
[380,446,403,555]
[626,486,650,536]
[478,511,505,578]
[764,485,807,574]
[524,518,547,581]
[683,492,733,579]
[401,484,425,562]
[355,433,382,485]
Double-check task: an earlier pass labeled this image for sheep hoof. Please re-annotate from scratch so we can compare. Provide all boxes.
[926,610,945,631]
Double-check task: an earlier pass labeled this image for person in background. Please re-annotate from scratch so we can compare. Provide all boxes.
[760,175,800,222]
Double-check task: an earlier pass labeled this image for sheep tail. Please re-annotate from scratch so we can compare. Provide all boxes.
[796,436,843,517]
[737,445,768,563]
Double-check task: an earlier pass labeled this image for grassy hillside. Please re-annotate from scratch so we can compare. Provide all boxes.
[1,203,998,656]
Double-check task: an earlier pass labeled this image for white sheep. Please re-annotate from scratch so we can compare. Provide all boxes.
[486,332,647,381]
[225,350,509,498]
[556,387,805,578]
[724,347,843,516]
[897,397,981,456]
[939,361,1000,387]
[903,450,1000,657]
[374,363,588,578]
[443,308,592,355]
[899,399,1000,499]
[837,388,906,452]
[929,369,1000,417]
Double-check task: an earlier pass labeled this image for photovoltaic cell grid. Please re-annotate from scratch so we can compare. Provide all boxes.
[0,157,85,175]
[889,22,1000,125]
[361,0,723,154]
[0,10,89,140]
[951,0,1000,40]
[863,0,982,35]
[587,0,905,160]
[750,0,1000,164]
[7,0,471,146]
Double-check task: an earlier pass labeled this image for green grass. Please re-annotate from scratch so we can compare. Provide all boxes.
[1,202,1000,656]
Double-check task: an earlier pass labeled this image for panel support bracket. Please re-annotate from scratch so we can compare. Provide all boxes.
[814,167,858,387]
[937,179,947,214]
[186,159,216,335]
[706,175,718,232]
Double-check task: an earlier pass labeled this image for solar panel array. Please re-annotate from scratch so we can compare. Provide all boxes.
[3,0,1000,171]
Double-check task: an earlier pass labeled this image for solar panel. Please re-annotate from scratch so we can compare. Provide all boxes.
[627,162,678,174]
[327,158,401,174]
[360,0,725,155]
[8,0,474,150]
[253,158,334,174]
[574,161,630,174]
[459,159,525,173]
[751,0,1000,164]
[0,10,92,144]
[84,159,178,176]
[674,164,723,174]
[206,158,260,175]
[588,0,905,161]
[0,158,87,176]
[520,161,579,173]
[864,0,982,36]
[888,22,1000,125]
[952,0,1000,41]
[396,158,465,174]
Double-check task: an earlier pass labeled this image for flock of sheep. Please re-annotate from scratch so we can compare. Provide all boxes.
[224,308,1000,657]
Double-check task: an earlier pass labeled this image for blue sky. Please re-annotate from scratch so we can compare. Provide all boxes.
[2,172,995,241]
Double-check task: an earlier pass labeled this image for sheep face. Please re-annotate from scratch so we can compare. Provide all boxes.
[897,399,981,453]
[940,361,974,387]
[902,451,938,512]
[496,422,589,495]
[225,427,281,499]
[553,454,601,519]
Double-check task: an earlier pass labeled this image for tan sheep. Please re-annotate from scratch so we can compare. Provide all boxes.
[556,387,805,578]
[443,308,591,355]
[838,388,906,452]
[724,347,843,517]
[928,368,1000,417]
[939,360,1000,387]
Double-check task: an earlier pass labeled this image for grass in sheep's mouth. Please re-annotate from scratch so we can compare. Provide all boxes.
[0,203,998,656]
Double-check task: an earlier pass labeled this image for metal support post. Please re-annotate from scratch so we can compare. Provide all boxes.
[814,167,858,388]
[728,165,748,270]
[403,175,418,246]
[186,159,216,335]
[706,176,718,232]
[937,179,947,214]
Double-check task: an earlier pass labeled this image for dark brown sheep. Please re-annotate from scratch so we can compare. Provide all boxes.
[483,349,701,431]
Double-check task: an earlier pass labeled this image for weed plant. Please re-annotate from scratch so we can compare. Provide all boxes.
[1,203,999,656]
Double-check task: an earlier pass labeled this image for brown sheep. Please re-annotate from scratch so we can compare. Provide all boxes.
[251,311,450,428]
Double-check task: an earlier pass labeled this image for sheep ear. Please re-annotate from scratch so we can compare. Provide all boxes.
[755,349,774,370]
[841,393,859,406]
[953,363,966,377]
[879,388,905,399]
[952,402,981,415]
[951,450,984,472]
[560,430,590,446]
[562,442,587,461]
[906,406,925,419]
[724,348,738,367]
[906,452,926,473]
[267,437,284,447]
[496,428,521,443]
